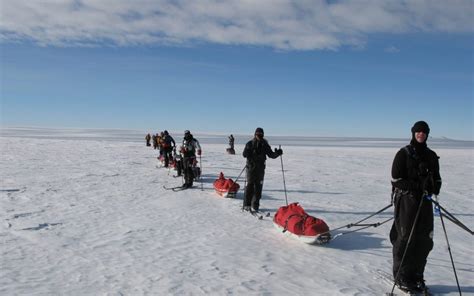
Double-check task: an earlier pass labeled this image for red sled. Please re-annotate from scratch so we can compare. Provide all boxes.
[213,172,240,198]
[273,202,331,245]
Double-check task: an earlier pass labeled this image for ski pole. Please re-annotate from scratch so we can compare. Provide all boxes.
[434,195,441,216]
[425,195,473,235]
[279,145,288,206]
[167,154,172,175]
[436,196,462,295]
[199,154,203,191]
[181,158,185,185]
[391,194,426,295]
[244,167,247,192]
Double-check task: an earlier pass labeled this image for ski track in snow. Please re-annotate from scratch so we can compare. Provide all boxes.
[1,137,473,295]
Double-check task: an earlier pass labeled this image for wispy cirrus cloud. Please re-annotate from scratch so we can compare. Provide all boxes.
[1,0,472,50]
[384,45,400,53]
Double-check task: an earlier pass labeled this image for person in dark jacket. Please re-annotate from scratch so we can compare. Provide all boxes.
[152,134,158,150]
[227,134,236,154]
[162,130,176,168]
[229,134,235,150]
[180,130,201,188]
[390,120,442,294]
[145,133,151,147]
[242,127,282,212]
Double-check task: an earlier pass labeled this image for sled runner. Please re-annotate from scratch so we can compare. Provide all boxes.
[273,202,331,245]
[213,172,240,198]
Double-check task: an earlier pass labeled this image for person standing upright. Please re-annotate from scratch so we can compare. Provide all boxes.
[152,133,158,150]
[390,120,442,294]
[227,134,236,154]
[229,134,235,150]
[242,127,282,212]
[162,130,176,168]
[145,133,151,147]
[180,130,201,188]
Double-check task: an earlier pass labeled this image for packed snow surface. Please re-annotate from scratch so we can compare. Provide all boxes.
[1,129,473,295]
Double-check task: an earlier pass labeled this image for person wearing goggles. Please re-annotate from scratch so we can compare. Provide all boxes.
[390,121,442,295]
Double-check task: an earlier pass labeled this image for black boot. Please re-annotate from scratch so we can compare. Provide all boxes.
[396,278,423,294]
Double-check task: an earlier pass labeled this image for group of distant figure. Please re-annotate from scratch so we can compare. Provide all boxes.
[146,130,202,188]
[146,130,176,167]
[144,131,237,189]
[146,128,282,209]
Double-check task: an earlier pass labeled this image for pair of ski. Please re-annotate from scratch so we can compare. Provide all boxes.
[163,185,195,192]
[242,208,271,220]
[376,270,432,296]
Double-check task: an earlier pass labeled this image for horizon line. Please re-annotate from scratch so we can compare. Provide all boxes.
[1,125,472,143]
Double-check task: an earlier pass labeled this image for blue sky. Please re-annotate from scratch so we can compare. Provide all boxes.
[1,1,473,140]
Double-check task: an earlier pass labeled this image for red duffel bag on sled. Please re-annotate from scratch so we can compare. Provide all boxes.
[273,202,331,244]
[213,172,240,198]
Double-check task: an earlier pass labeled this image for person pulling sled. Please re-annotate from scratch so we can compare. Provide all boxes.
[145,133,151,147]
[152,133,158,150]
[390,120,442,295]
[162,130,176,168]
[180,130,202,188]
[227,134,235,154]
[242,127,282,212]
[172,146,183,176]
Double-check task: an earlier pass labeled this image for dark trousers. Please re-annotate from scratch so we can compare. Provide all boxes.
[390,190,434,282]
[164,147,172,167]
[183,156,196,186]
[175,160,182,176]
[244,167,265,210]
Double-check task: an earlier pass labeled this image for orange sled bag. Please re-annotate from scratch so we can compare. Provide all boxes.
[213,172,240,198]
[273,202,331,244]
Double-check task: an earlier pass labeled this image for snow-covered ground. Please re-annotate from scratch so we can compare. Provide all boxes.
[1,130,473,295]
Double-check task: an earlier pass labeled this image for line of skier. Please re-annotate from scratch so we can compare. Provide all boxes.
[144,121,457,295]
[147,130,201,189]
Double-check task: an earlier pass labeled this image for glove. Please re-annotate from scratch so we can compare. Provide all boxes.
[197,149,202,156]
[274,148,283,156]
[180,147,186,154]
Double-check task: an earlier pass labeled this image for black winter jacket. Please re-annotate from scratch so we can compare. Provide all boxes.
[243,138,279,171]
[391,143,442,196]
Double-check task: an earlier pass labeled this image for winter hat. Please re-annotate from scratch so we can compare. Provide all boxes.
[255,127,264,136]
[411,121,430,135]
